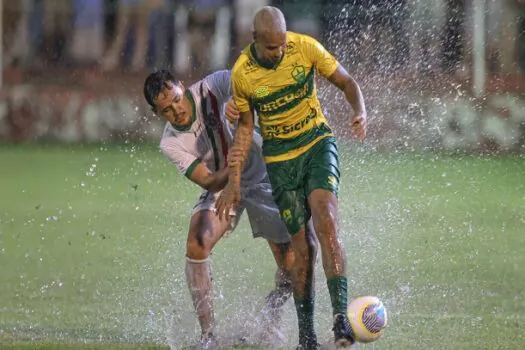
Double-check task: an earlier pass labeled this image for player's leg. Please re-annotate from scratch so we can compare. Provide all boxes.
[305,137,355,347]
[242,183,296,307]
[264,220,317,308]
[266,240,294,306]
[238,186,295,345]
[255,240,294,345]
[265,163,320,349]
[308,189,346,302]
[289,222,319,349]
[185,205,233,346]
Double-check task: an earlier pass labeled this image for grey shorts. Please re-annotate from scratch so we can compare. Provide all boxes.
[192,183,291,244]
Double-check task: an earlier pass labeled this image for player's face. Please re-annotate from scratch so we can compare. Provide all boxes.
[256,31,287,65]
[153,81,192,127]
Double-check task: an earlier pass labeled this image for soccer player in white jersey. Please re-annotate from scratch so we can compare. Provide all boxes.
[143,69,315,349]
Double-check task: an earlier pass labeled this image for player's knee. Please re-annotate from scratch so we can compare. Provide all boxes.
[186,237,211,260]
[310,188,337,215]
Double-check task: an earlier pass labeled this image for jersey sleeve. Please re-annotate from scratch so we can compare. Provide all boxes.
[160,137,200,178]
[205,69,232,102]
[303,35,339,78]
[231,66,252,113]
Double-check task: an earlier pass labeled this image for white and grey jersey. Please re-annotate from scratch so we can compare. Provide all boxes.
[159,70,267,188]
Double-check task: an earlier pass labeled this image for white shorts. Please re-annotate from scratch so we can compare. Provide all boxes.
[192,183,291,244]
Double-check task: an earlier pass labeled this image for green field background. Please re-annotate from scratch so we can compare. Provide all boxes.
[0,143,524,349]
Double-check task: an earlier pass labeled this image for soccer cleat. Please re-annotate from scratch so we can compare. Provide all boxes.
[333,314,355,348]
[296,339,321,349]
[296,334,320,350]
[198,332,219,350]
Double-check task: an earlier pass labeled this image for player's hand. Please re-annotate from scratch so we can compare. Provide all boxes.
[225,99,240,126]
[227,145,244,168]
[215,183,241,221]
[351,114,367,141]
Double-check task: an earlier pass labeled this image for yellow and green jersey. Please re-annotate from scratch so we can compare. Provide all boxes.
[231,31,339,163]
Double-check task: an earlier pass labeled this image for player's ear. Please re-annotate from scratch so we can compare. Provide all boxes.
[150,102,159,114]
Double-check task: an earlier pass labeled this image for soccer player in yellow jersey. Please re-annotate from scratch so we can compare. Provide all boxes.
[216,6,367,349]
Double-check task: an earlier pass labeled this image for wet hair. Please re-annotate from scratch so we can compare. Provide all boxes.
[143,70,179,108]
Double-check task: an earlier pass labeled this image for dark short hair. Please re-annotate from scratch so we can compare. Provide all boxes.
[143,70,179,108]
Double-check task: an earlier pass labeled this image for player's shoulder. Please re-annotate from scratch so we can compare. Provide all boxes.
[287,31,310,42]
[201,70,230,92]
[203,69,230,84]
[187,75,204,97]
[231,54,250,76]
[288,31,322,51]
[160,122,182,144]
[187,73,220,101]
[232,45,258,79]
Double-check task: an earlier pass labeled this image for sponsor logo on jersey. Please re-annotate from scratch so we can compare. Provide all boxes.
[253,68,314,116]
[261,108,317,139]
[254,86,270,98]
[286,41,297,54]
[258,83,309,113]
[244,59,259,73]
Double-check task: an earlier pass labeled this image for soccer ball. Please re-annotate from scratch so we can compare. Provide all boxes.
[347,296,387,343]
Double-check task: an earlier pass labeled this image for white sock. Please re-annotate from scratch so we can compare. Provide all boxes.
[185,257,214,335]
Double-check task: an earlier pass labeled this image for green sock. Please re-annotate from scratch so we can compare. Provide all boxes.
[327,276,348,316]
[294,296,315,340]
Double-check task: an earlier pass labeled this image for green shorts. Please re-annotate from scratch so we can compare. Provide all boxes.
[266,136,340,235]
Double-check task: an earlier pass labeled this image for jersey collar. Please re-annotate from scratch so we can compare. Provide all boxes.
[250,43,284,70]
[170,89,197,132]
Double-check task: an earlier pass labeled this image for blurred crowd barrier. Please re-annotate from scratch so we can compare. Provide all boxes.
[0,0,525,153]
[3,0,525,76]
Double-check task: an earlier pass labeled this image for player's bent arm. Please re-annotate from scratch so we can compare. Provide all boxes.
[327,65,367,118]
[188,162,229,193]
[228,110,254,188]
[159,138,228,193]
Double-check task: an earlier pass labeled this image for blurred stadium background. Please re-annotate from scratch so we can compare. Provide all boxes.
[0,1,524,349]
[1,0,525,150]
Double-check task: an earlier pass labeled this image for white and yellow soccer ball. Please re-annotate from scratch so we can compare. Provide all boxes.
[347,296,388,343]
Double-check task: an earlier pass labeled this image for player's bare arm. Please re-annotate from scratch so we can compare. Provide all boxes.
[229,110,254,170]
[226,145,243,168]
[187,142,246,193]
[328,65,368,141]
[188,163,229,193]
[215,109,254,220]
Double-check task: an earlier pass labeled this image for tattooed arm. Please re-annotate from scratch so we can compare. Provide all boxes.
[228,110,254,184]
[215,63,254,219]
[215,110,254,220]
